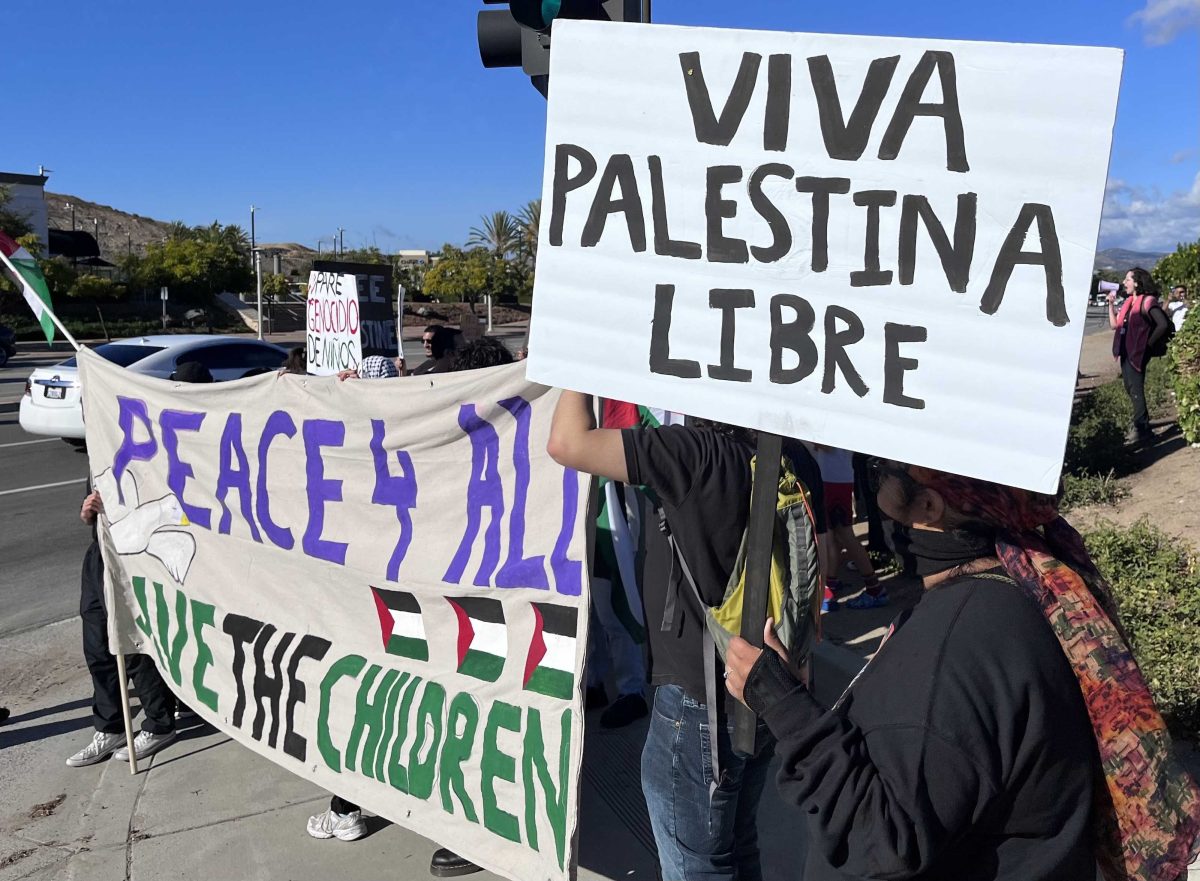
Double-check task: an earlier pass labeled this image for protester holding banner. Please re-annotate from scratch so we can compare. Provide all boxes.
[549,392,779,881]
[725,460,1200,881]
[1109,268,1172,445]
[68,487,179,767]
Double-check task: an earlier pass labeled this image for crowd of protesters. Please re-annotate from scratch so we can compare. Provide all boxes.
[56,300,1200,881]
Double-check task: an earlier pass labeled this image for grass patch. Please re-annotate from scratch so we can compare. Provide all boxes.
[1084,518,1200,738]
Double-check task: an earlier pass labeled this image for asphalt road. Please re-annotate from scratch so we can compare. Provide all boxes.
[0,348,93,637]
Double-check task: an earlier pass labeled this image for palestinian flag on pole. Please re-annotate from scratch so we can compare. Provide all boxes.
[0,230,56,343]
[523,602,578,701]
[370,587,429,661]
[446,596,507,682]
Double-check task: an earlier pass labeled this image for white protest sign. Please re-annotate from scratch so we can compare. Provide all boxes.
[306,270,363,375]
[78,349,590,881]
[527,22,1123,493]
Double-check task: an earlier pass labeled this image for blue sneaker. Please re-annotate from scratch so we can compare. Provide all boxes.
[846,588,889,610]
[821,595,839,613]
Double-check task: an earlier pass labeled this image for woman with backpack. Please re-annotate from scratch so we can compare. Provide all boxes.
[724,460,1200,881]
[1108,267,1172,445]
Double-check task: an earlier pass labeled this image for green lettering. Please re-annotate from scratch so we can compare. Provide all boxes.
[522,708,572,868]
[343,665,382,773]
[131,576,160,662]
[190,599,219,712]
[374,671,410,784]
[387,675,423,793]
[346,666,397,778]
[481,700,521,843]
[439,692,481,823]
[408,681,447,800]
[317,655,366,772]
[153,581,188,686]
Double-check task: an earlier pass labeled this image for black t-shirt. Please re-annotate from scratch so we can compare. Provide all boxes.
[747,570,1098,880]
[624,425,752,699]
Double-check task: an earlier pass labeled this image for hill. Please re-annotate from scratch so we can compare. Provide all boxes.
[45,192,175,262]
[1094,247,1166,273]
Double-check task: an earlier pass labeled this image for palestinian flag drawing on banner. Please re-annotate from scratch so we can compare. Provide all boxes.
[371,587,429,661]
[0,230,56,343]
[446,596,507,682]
[523,602,578,701]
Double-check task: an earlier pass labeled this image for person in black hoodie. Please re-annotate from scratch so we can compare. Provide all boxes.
[725,459,1200,881]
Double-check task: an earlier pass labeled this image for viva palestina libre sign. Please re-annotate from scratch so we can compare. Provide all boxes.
[78,349,589,881]
[526,22,1123,493]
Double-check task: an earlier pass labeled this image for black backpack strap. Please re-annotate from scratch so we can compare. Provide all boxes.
[665,530,721,797]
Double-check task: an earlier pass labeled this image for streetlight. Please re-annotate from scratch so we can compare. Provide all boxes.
[253,248,264,341]
[250,205,257,269]
[337,227,345,258]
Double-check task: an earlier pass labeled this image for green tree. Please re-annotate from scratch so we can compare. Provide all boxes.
[516,199,540,267]
[467,211,520,257]
[261,273,292,302]
[0,185,33,239]
[422,245,511,309]
[1152,240,1200,297]
[135,231,253,331]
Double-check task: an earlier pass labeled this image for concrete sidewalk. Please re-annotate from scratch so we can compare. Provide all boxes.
[0,611,875,881]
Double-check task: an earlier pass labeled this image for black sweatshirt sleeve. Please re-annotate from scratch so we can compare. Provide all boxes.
[1146,302,1171,350]
[752,658,1001,878]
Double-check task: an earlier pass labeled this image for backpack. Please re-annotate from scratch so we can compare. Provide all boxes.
[1143,298,1175,359]
[661,454,822,793]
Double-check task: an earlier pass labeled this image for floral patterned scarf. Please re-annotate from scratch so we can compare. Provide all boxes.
[908,466,1200,881]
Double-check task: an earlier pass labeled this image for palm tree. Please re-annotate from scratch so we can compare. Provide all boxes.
[517,199,540,266]
[467,210,520,258]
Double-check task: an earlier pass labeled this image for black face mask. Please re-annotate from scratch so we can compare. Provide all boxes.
[908,527,995,578]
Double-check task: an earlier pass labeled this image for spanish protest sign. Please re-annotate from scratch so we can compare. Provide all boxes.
[78,349,590,881]
[526,22,1123,493]
[307,261,397,375]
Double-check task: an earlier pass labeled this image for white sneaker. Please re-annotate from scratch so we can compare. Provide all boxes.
[306,809,367,841]
[66,731,124,767]
[114,730,177,762]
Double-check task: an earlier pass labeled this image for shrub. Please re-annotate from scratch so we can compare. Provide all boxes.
[1083,519,1200,738]
[1060,470,1129,511]
[1169,305,1200,444]
[1064,382,1132,476]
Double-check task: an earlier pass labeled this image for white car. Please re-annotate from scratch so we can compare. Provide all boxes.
[19,335,288,440]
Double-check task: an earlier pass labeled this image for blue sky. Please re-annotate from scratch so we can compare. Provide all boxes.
[6,0,1197,253]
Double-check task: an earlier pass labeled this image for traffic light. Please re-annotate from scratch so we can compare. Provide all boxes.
[477,0,645,96]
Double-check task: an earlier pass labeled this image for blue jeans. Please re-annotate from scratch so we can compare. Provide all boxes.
[641,685,775,881]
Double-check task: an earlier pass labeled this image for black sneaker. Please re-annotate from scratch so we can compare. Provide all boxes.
[0,707,10,725]
[600,693,649,729]
[430,848,481,877]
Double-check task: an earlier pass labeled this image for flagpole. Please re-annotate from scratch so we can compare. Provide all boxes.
[115,652,139,775]
[0,247,81,351]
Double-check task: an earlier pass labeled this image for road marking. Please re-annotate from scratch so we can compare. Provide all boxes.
[0,438,58,449]
[0,478,87,497]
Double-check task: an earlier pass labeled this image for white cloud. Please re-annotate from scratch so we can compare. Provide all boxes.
[1171,148,1197,164]
[1099,173,1200,251]
[1128,0,1200,45]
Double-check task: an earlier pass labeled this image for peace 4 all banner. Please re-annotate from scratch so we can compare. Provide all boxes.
[78,349,590,881]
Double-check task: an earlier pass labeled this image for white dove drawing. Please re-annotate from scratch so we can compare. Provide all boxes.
[93,468,197,584]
